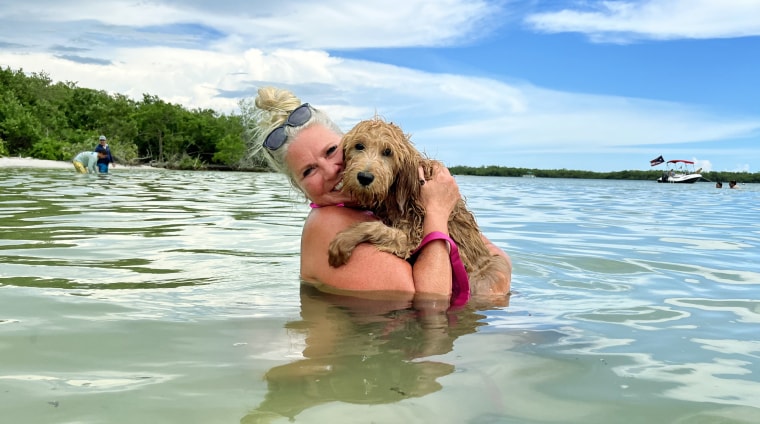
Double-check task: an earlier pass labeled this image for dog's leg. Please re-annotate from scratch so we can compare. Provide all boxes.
[328,221,409,267]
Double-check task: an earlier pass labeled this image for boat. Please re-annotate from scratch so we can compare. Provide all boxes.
[656,160,702,184]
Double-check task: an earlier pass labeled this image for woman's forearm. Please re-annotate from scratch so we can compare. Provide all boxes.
[412,212,453,298]
[412,162,460,305]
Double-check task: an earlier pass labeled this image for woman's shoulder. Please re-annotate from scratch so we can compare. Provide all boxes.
[302,206,375,248]
[299,204,414,294]
[305,205,374,229]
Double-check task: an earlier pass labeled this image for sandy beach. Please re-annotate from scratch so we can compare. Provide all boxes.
[0,156,154,170]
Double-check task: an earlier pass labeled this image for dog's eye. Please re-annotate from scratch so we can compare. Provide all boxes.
[383,148,392,156]
[354,143,365,151]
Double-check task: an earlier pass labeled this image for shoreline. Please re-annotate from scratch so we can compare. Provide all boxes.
[0,156,155,170]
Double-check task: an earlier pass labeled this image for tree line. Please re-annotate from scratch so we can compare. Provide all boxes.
[448,165,760,183]
[0,66,264,170]
[2,66,757,181]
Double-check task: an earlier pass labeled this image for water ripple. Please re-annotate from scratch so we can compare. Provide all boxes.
[2,170,759,422]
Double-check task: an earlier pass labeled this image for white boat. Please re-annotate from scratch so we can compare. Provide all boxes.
[656,159,702,184]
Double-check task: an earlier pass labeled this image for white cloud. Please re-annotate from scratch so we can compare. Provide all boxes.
[238,0,503,49]
[1,0,759,171]
[525,0,760,42]
[0,0,502,51]
[2,40,759,168]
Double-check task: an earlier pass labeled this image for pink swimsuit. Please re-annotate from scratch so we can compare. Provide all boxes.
[410,231,470,308]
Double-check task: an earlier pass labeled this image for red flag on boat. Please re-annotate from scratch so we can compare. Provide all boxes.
[650,155,664,166]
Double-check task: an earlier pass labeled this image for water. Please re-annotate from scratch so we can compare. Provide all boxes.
[1,169,759,424]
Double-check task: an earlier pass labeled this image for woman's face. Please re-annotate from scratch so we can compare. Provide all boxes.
[285,124,352,206]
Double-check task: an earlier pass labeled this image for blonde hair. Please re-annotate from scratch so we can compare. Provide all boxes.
[250,86,343,192]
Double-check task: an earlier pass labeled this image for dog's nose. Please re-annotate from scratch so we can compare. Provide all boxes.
[357,171,374,186]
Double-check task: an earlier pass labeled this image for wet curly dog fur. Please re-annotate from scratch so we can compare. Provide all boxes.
[327,118,511,297]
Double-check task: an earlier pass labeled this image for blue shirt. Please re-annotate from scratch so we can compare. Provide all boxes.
[95,144,114,165]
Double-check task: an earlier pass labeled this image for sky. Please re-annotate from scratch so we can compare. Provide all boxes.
[1,0,759,172]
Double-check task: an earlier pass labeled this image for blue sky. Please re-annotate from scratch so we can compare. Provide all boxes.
[1,0,759,172]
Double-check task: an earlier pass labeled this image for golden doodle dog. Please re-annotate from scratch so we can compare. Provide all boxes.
[327,117,511,297]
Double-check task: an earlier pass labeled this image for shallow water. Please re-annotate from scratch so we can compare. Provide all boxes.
[1,169,759,423]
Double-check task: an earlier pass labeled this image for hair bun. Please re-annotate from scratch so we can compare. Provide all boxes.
[255,87,301,113]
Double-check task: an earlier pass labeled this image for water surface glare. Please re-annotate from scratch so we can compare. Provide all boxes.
[1,169,759,423]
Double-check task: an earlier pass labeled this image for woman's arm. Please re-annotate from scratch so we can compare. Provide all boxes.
[300,206,419,297]
[411,164,459,298]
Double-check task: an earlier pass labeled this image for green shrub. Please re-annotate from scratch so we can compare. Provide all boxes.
[29,137,68,160]
[213,134,246,166]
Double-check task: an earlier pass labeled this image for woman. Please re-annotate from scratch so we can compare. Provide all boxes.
[252,87,511,305]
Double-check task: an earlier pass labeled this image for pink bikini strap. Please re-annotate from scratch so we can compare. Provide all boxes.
[309,202,374,217]
[411,231,470,308]
[310,202,344,208]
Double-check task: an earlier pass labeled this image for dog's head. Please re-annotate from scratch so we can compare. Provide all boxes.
[341,117,422,211]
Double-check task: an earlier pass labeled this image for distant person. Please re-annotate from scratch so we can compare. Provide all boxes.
[715,181,723,188]
[73,151,107,174]
[94,135,115,173]
[729,180,739,189]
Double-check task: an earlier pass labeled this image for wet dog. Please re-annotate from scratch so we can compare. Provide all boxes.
[327,117,511,297]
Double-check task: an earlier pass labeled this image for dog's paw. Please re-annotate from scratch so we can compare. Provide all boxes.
[328,239,356,267]
[328,250,351,267]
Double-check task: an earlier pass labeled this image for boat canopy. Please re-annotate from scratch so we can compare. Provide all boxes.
[666,159,694,165]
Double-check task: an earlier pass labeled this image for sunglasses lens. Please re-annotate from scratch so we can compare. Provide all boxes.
[263,127,287,150]
[287,104,312,126]
[262,104,312,151]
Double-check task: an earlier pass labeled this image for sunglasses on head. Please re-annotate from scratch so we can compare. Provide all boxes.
[263,103,312,150]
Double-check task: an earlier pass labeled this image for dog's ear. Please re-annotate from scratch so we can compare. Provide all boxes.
[392,135,421,213]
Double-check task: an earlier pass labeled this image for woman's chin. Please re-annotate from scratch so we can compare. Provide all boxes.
[329,193,352,204]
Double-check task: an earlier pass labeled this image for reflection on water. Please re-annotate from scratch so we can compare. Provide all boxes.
[1,169,759,423]
[242,285,486,423]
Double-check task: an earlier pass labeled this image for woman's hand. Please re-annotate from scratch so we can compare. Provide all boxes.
[419,163,460,220]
